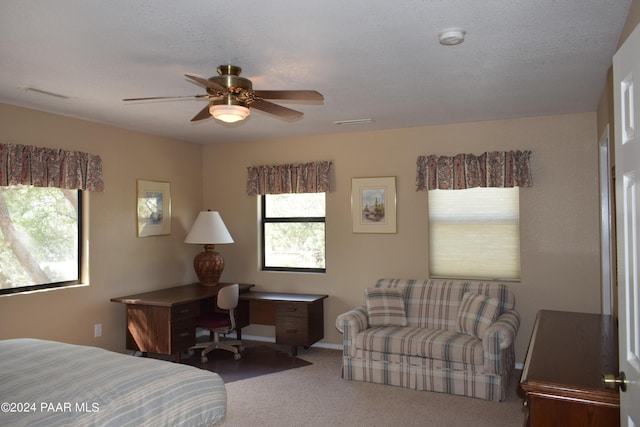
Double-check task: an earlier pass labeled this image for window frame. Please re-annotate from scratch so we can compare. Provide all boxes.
[0,188,83,296]
[260,194,326,273]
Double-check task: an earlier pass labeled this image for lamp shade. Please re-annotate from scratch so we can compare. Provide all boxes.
[184,211,234,244]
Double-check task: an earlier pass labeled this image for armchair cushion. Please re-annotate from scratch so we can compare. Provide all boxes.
[365,288,408,327]
[456,292,500,339]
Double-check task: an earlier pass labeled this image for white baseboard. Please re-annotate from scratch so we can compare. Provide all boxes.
[312,342,343,350]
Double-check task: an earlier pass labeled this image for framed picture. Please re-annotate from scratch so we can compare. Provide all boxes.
[137,180,171,237]
[351,176,397,233]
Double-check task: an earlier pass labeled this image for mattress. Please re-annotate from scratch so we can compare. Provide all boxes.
[0,338,226,426]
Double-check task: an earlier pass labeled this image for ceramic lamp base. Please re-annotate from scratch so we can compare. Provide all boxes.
[193,244,225,286]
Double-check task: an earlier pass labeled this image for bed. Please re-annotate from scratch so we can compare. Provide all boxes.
[0,338,226,426]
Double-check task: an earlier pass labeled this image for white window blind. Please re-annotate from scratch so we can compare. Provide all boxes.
[428,187,520,281]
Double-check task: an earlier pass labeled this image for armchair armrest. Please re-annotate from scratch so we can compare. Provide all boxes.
[482,309,520,373]
[335,306,368,357]
[483,309,520,350]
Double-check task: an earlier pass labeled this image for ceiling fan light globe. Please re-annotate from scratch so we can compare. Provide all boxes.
[209,104,250,123]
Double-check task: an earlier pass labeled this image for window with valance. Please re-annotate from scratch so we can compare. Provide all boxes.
[416,150,532,281]
[247,161,332,273]
[1,143,104,295]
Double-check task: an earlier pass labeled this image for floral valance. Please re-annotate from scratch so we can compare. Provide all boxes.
[416,150,532,191]
[247,161,332,195]
[0,143,104,192]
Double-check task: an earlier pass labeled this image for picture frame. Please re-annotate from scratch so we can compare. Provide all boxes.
[351,176,397,233]
[136,180,171,237]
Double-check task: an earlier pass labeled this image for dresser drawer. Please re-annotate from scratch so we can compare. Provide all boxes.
[276,302,308,318]
[172,302,199,321]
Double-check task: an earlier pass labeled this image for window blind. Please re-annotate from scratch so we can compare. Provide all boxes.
[428,187,520,281]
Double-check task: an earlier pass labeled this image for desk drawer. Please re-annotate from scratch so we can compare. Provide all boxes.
[276,302,308,318]
[171,318,195,352]
[276,317,309,345]
[172,302,199,321]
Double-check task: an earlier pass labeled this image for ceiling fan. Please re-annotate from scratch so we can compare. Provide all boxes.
[123,65,324,124]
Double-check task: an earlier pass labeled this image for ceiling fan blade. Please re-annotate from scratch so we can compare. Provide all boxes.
[253,90,324,101]
[250,99,304,120]
[123,95,208,101]
[191,104,211,122]
[185,74,227,93]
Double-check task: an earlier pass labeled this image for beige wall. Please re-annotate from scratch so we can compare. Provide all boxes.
[0,107,602,365]
[0,103,203,351]
[203,112,601,363]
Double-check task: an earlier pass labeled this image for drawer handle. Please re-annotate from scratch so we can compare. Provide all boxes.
[287,307,297,312]
[179,332,190,337]
[286,329,298,334]
[178,309,190,314]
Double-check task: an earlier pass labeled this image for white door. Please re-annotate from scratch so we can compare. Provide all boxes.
[614,22,640,427]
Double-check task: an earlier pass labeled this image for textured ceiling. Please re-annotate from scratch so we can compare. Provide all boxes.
[0,0,632,144]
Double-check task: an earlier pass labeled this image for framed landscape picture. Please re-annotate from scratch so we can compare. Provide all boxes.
[137,179,171,237]
[351,176,397,233]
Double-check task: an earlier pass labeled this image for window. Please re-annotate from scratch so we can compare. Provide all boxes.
[261,193,326,272]
[428,187,520,281]
[0,185,82,295]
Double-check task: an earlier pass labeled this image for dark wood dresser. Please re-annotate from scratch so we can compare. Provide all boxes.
[520,310,620,427]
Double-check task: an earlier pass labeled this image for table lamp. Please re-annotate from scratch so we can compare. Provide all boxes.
[184,211,234,286]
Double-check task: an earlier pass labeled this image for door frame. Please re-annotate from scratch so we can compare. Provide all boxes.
[599,125,616,316]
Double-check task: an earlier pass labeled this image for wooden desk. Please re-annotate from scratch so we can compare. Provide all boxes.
[239,292,328,356]
[111,283,253,362]
[111,284,327,360]
[520,310,619,427]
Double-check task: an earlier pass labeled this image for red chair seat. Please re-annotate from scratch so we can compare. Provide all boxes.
[196,312,231,329]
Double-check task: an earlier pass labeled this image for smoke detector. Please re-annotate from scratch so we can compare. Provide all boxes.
[439,28,466,46]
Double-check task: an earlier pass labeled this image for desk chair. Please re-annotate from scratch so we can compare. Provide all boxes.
[191,283,244,362]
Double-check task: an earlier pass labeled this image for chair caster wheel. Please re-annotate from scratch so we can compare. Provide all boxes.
[234,353,241,360]
[201,356,208,363]
[238,345,245,352]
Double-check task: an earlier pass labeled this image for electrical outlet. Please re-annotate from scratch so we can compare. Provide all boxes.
[94,323,102,338]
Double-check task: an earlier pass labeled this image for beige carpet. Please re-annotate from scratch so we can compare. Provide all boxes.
[222,345,526,427]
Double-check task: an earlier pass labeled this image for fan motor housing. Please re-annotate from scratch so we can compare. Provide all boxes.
[207,65,252,97]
